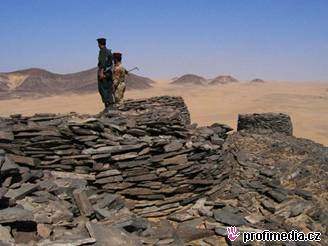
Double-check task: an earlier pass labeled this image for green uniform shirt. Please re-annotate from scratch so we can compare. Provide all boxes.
[98,47,113,71]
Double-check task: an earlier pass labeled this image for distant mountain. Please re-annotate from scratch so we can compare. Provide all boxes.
[0,67,153,99]
[209,75,239,85]
[250,78,265,83]
[171,74,206,86]
[0,75,10,91]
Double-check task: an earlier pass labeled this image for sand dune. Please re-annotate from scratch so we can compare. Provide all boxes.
[0,81,327,146]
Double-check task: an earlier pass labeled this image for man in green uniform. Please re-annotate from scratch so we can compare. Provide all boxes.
[112,52,127,105]
[97,38,114,111]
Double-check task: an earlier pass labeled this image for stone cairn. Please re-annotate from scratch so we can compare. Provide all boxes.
[0,96,327,245]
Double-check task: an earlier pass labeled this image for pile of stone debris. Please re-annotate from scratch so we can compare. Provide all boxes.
[0,96,327,246]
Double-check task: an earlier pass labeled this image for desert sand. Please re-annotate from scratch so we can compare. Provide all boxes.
[0,81,327,146]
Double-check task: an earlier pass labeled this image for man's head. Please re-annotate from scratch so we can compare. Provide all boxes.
[97,38,106,49]
[113,52,122,64]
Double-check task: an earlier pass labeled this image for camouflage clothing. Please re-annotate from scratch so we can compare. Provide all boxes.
[113,63,126,104]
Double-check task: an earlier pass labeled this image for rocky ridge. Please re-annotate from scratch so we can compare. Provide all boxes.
[0,68,154,99]
[0,96,327,245]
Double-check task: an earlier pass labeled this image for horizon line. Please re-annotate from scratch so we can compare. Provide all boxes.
[1,66,327,83]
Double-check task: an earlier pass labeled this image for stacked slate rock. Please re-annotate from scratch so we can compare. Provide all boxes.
[237,112,293,136]
[0,96,231,245]
[0,97,327,245]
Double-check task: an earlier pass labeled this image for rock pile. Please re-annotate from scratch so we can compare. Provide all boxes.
[0,96,327,245]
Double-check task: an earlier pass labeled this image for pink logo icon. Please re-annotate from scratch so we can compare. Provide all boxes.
[227,226,240,241]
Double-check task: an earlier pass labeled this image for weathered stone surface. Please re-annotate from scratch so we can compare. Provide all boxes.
[51,171,95,181]
[245,214,265,224]
[237,112,293,135]
[125,174,158,182]
[126,128,146,136]
[265,189,288,203]
[168,211,196,222]
[164,141,183,152]
[73,189,94,217]
[112,152,139,161]
[136,203,180,216]
[0,207,34,223]
[94,194,118,209]
[37,224,52,239]
[177,223,214,243]
[261,199,276,213]
[96,169,121,178]
[94,175,123,184]
[294,189,313,200]
[0,225,14,244]
[1,155,19,174]
[82,144,146,155]
[0,131,14,143]
[101,182,134,191]
[161,154,188,166]
[213,208,246,226]
[121,188,155,196]
[159,170,177,179]
[5,183,39,201]
[7,154,40,167]
[86,222,143,246]
[38,237,96,246]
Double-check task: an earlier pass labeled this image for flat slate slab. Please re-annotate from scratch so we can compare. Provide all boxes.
[86,222,143,246]
[82,144,146,155]
[0,207,34,223]
[213,208,246,226]
[7,154,40,167]
[0,131,14,142]
[73,189,95,217]
[5,183,39,201]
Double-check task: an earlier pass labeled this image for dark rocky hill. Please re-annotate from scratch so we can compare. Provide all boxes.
[250,78,265,83]
[209,75,239,85]
[0,68,154,99]
[171,74,207,86]
[0,96,327,245]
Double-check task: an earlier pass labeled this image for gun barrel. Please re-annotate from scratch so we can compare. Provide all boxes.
[128,67,139,72]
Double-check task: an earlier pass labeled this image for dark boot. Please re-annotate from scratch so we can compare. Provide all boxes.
[100,102,109,114]
[106,103,116,112]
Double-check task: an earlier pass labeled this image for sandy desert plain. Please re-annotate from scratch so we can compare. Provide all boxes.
[0,80,327,146]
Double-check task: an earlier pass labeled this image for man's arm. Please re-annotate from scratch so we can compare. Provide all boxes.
[98,49,107,69]
[107,49,113,69]
[98,49,107,80]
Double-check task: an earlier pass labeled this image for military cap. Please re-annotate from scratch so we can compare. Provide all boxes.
[113,52,122,59]
[113,52,122,61]
[97,38,106,45]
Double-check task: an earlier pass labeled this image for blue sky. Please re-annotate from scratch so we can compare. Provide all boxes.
[0,0,327,80]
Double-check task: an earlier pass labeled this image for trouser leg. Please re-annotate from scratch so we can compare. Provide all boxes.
[98,78,114,106]
[98,80,106,104]
[116,83,126,104]
[113,87,119,104]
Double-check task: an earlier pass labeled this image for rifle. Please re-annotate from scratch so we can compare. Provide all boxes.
[127,67,139,73]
